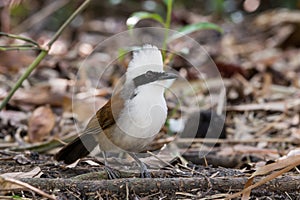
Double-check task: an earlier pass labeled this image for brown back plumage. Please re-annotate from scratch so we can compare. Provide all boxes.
[55,93,125,164]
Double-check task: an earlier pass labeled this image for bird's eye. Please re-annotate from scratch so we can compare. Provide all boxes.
[145,71,154,78]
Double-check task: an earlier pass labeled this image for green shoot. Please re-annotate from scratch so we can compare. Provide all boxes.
[126,0,223,60]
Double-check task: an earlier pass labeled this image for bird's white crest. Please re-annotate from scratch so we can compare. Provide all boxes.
[125,44,163,83]
[115,44,168,141]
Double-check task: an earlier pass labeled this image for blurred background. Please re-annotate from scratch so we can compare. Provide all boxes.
[2,0,300,32]
[1,0,300,199]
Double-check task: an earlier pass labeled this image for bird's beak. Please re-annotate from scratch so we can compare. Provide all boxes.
[157,72,178,81]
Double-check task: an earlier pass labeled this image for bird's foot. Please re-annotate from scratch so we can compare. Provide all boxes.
[128,152,152,178]
[105,166,120,179]
[138,158,151,178]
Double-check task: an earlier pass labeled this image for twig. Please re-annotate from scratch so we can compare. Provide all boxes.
[147,150,176,170]
[176,137,299,144]
[0,45,40,51]
[1,177,56,200]
[0,0,91,110]
[0,32,39,46]
[126,182,129,200]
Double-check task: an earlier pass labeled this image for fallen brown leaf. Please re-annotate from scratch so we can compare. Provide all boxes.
[226,155,300,199]
[28,105,55,143]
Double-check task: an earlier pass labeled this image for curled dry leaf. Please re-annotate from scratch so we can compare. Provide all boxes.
[227,155,300,200]
[0,167,55,199]
[0,167,42,180]
[13,154,31,165]
[0,167,41,191]
[28,105,55,143]
[0,176,24,192]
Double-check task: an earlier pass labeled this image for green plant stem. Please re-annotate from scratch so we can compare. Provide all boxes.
[0,32,39,46]
[0,44,40,51]
[165,0,172,30]
[0,50,47,110]
[0,0,91,110]
[162,0,173,60]
[0,46,40,51]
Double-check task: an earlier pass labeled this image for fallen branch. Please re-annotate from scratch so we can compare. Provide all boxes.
[20,174,300,198]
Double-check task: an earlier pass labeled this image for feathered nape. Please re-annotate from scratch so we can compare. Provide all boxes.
[125,44,163,84]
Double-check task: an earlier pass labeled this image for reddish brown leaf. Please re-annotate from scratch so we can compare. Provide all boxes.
[28,105,55,143]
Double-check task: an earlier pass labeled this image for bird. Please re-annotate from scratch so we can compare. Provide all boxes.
[55,44,177,178]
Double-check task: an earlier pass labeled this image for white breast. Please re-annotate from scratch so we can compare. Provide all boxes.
[110,83,167,152]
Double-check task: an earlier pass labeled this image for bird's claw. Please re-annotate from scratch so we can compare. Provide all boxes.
[105,166,120,179]
[139,162,151,178]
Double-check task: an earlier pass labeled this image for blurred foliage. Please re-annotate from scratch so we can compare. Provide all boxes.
[125,0,222,60]
[10,3,29,19]
[47,4,75,30]
[2,0,77,31]
[3,0,300,32]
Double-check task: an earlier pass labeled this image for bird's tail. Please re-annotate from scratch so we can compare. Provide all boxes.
[55,134,98,164]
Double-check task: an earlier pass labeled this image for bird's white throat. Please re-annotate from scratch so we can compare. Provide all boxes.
[116,45,168,139]
[117,82,167,138]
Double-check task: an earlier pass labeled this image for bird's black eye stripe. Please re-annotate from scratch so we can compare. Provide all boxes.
[145,71,163,78]
[134,70,165,87]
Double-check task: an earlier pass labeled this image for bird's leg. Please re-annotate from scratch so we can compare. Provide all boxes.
[128,152,151,178]
[102,151,120,179]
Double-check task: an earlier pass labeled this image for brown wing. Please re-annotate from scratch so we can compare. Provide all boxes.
[55,93,124,164]
[82,90,124,134]
[94,92,124,130]
[96,99,116,130]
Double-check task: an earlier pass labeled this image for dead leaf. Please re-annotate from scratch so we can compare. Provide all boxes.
[13,154,31,165]
[0,167,55,199]
[0,176,24,192]
[28,105,55,143]
[0,167,42,191]
[227,155,300,199]
[0,167,42,179]
[9,85,71,107]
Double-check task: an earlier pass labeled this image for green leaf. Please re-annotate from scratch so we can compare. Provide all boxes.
[117,46,141,62]
[12,195,22,199]
[164,0,173,29]
[117,48,129,63]
[126,11,164,30]
[163,0,173,7]
[168,22,223,42]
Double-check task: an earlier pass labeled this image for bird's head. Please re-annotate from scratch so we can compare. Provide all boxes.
[125,44,177,88]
